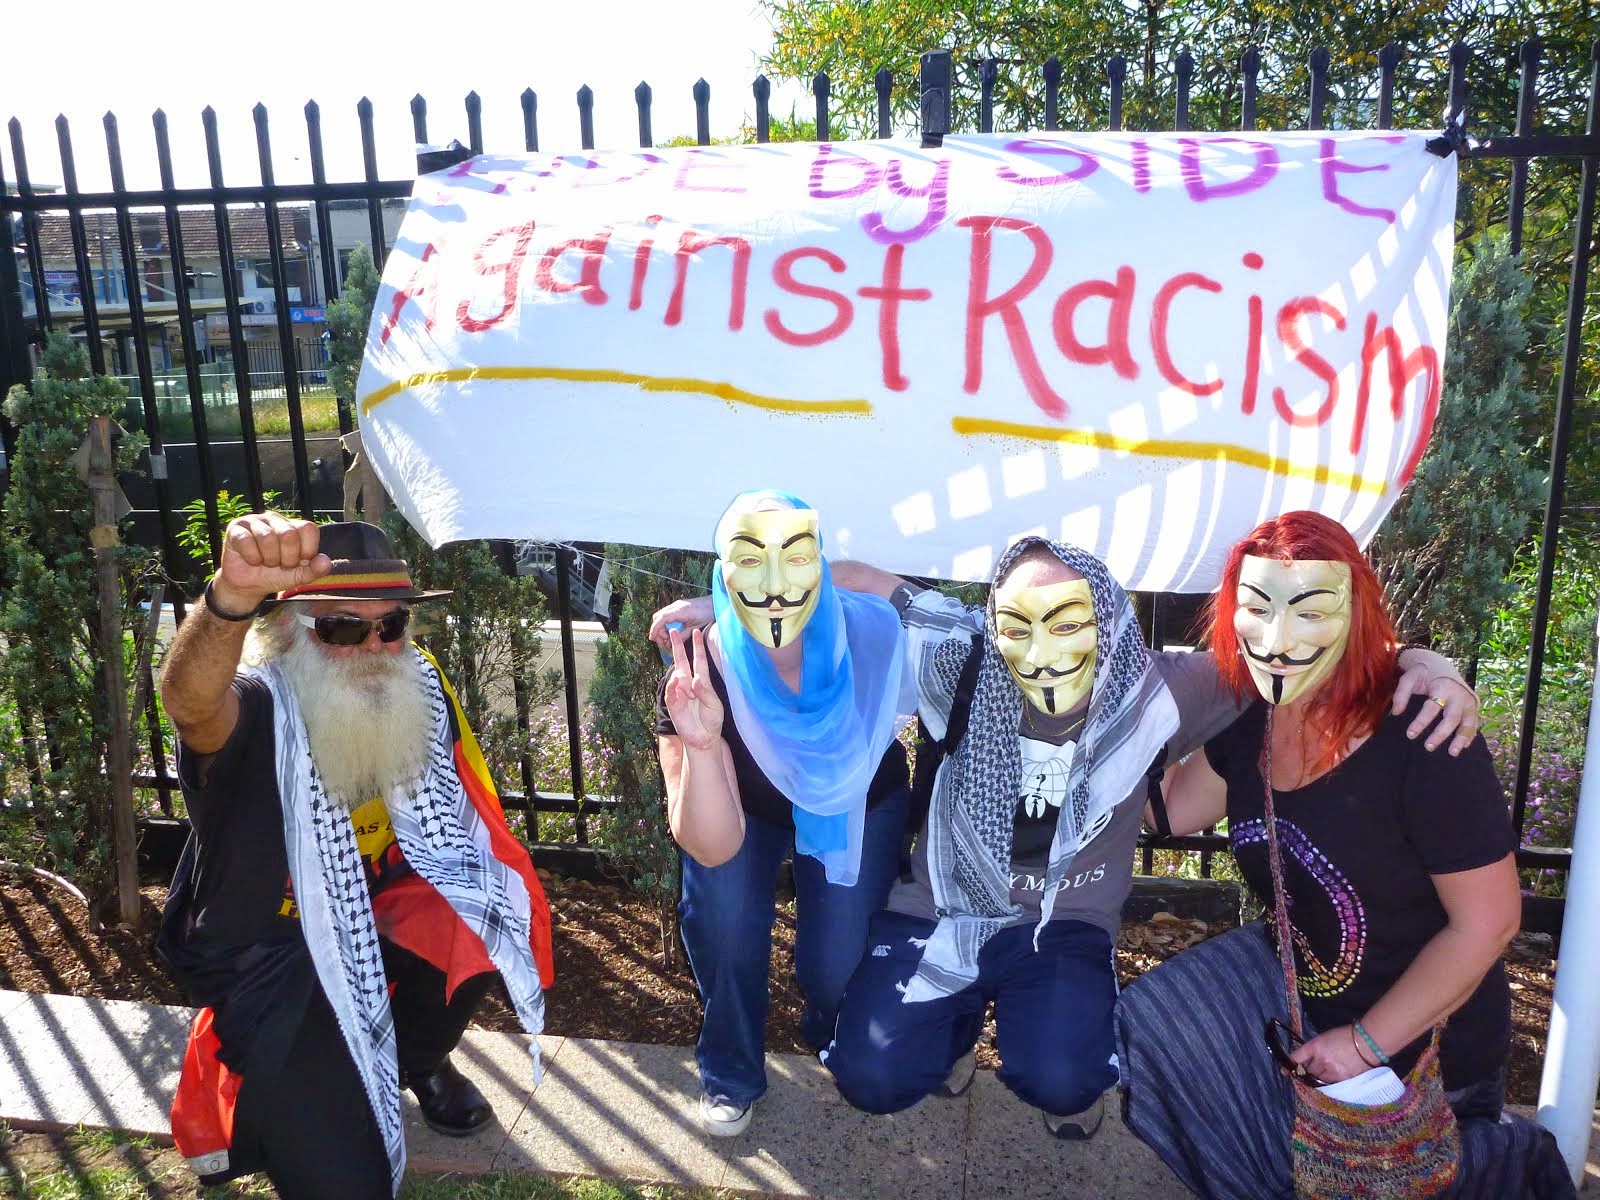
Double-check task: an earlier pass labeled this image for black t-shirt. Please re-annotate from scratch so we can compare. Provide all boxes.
[161,674,418,1072]
[654,631,909,829]
[1207,696,1517,1088]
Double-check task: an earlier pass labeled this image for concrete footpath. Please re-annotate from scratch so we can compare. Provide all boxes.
[1,987,1595,1198]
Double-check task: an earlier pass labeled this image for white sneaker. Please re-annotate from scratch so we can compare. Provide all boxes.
[1043,1092,1105,1141]
[939,1050,977,1098]
[698,1092,754,1137]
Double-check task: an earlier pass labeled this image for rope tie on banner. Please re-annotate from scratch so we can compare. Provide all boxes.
[1426,111,1475,158]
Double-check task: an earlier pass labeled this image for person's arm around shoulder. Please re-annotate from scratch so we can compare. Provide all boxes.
[646,559,914,646]
[1392,645,1480,755]
[659,626,745,866]
[160,512,330,756]
[1149,743,1229,837]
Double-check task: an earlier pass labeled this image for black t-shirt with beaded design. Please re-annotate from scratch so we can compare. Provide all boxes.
[1206,695,1517,1088]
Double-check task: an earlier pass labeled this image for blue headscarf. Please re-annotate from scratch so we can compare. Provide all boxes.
[710,491,913,884]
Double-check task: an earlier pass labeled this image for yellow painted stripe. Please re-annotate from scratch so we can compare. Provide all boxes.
[951,416,1388,496]
[359,365,871,418]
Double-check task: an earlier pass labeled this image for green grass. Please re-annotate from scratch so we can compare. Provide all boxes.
[0,1125,735,1200]
[136,385,346,442]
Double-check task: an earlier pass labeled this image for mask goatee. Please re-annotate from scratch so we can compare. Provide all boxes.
[276,631,432,809]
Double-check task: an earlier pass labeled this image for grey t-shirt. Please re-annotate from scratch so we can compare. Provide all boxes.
[885,590,1242,937]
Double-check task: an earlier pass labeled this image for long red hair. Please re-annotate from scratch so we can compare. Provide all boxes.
[1207,511,1398,773]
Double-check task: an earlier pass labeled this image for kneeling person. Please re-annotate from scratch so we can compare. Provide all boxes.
[818,536,1473,1139]
[158,514,554,1200]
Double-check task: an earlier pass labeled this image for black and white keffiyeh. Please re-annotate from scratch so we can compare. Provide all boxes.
[903,537,1179,1003]
[256,649,545,1196]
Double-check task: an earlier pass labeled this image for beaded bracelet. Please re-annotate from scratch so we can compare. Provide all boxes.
[1352,1020,1391,1066]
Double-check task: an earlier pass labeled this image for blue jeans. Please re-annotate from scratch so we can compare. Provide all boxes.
[678,786,909,1107]
[826,909,1120,1116]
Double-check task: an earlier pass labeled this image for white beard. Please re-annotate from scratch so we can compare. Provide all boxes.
[269,626,433,810]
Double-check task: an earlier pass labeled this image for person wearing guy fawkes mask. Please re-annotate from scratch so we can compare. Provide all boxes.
[689,537,1478,1141]
[656,491,916,1137]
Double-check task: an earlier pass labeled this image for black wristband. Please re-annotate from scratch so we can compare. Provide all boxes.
[204,577,261,622]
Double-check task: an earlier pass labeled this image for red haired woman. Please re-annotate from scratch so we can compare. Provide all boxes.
[1115,511,1572,1199]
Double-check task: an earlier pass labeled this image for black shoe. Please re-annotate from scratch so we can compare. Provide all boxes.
[1043,1093,1105,1141]
[406,1059,492,1137]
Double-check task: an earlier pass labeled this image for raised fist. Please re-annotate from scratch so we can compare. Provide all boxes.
[211,511,331,614]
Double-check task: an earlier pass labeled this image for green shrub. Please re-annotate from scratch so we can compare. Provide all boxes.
[0,334,154,893]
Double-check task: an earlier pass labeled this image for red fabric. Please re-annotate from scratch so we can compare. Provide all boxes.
[368,738,554,1000]
[453,740,556,989]
[170,1007,241,1161]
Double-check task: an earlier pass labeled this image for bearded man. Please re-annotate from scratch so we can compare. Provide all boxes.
[157,512,553,1200]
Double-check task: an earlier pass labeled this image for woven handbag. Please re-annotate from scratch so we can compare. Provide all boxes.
[1258,712,1460,1200]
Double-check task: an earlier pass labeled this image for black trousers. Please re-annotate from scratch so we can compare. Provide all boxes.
[229,939,493,1200]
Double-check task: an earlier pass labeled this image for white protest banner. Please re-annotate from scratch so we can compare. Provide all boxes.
[356,131,1456,589]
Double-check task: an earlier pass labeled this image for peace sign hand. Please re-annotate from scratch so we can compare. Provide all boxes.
[664,626,723,752]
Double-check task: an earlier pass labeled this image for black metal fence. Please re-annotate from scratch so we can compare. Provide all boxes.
[1,41,1597,905]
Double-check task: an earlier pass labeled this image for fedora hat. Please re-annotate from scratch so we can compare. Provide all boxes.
[267,521,451,605]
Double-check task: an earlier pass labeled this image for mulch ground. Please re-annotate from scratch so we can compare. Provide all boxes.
[0,873,1558,1107]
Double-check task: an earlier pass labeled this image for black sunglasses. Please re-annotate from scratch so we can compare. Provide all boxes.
[1264,1019,1327,1087]
[293,608,411,647]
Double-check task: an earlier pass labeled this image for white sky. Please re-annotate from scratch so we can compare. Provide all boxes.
[4,0,807,193]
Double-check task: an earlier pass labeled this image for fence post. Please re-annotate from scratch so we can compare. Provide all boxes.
[1537,606,1600,1187]
[0,179,31,469]
[85,415,141,926]
[920,50,951,148]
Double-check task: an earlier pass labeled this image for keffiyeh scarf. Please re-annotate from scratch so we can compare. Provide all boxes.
[257,650,545,1196]
[904,537,1179,1003]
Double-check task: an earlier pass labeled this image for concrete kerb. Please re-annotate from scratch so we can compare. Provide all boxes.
[4,989,1599,1198]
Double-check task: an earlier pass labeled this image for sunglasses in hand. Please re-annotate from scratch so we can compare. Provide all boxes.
[293,608,411,646]
[1264,1019,1328,1087]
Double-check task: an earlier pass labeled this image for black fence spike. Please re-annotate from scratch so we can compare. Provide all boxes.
[875,67,893,138]
[411,94,428,145]
[813,71,831,142]
[980,58,998,134]
[1043,57,1062,132]
[1377,42,1400,129]
[1107,56,1126,131]
[753,74,771,143]
[635,81,653,149]
[1509,38,1542,251]
[1307,46,1330,129]
[1241,46,1261,131]
[1175,50,1194,131]
[577,84,595,150]
[694,78,711,146]
[521,88,539,152]
[465,91,484,156]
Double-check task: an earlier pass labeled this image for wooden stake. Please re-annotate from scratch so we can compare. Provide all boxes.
[85,415,140,927]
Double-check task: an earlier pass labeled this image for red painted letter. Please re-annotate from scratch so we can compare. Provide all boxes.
[857,244,934,390]
[1271,297,1347,426]
[1354,312,1442,484]
[457,222,536,334]
[764,247,853,347]
[536,230,612,306]
[1150,272,1224,396]
[381,243,438,346]
[666,231,752,331]
[1051,267,1139,379]
[960,216,1066,418]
